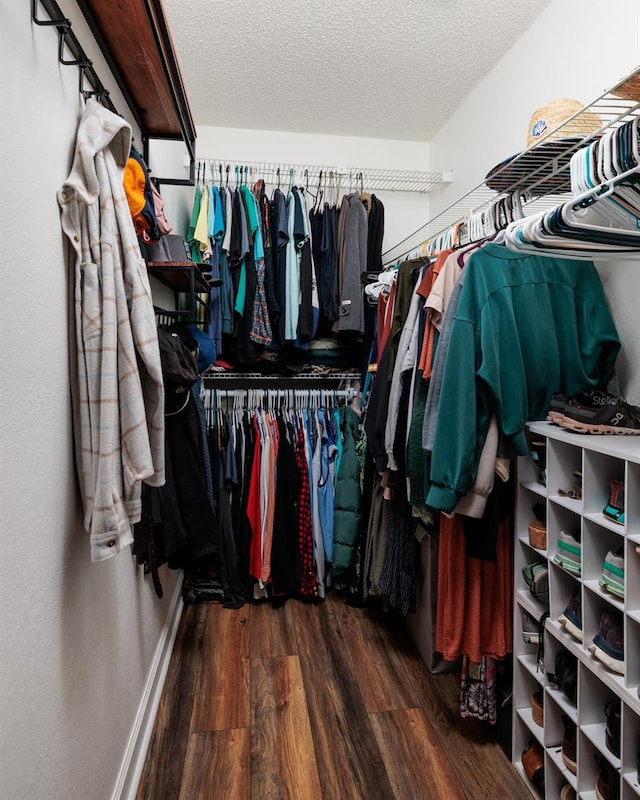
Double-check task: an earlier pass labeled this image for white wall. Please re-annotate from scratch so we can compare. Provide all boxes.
[0,4,183,799]
[194,125,432,263]
[427,0,640,401]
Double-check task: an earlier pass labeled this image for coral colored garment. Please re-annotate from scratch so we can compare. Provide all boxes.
[377,280,396,356]
[260,414,278,585]
[435,513,513,662]
[417,249,451,377]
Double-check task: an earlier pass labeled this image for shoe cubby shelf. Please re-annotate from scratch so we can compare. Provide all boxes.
[514,421,640,800]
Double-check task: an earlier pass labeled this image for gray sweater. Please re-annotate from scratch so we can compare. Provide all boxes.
[337,193,367,333]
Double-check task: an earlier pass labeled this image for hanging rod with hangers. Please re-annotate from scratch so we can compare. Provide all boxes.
[382,65,640,265]
[201,370,361,390]
[197,158,449,194]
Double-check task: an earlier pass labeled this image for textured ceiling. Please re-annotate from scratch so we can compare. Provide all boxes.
[163,0,552,142]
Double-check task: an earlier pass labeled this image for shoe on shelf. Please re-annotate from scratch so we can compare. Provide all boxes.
[528,520,547,550]
[522,609,541,645]
[599,547,625,598]
[603,480,625,526]
[554,528,582,575]
[589,609,625,675]
[604,699,621,759]
[547,393,568,424]
[531,690,544,727]
[522,738,545,796]
[559,483,583,500]
[548,649,577,705]
[558,585,583,642]
[560,783,576,800]
[529,501,547,550]
[523,561,549,607]
[561,714,577,775]
[555,390,640,435]
[529,439,547,486]
[594,751,620,800]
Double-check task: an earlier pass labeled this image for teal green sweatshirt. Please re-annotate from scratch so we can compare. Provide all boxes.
[426,243,620,513]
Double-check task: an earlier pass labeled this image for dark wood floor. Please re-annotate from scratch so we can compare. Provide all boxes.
[137,591,531,800]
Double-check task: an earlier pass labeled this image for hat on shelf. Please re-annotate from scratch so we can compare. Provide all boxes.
[611,71,640,102]
[484,98,602,195]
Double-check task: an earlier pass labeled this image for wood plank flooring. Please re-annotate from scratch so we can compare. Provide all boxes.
[137,592,531,800]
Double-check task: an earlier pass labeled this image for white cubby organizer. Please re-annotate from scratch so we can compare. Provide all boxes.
[513,421,640,800]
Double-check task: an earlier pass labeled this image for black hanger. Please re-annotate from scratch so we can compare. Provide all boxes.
[277,167,281,189]
[225,164,230,187]
[313,170,323,211]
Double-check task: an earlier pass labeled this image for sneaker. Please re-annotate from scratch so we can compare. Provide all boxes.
[589,609,625,675]
[603,480,625,525]
[549,391,598,424]
[554,528,582,574]
[548,392,568,424]
[522,609,541,645]
[599,548,625,598]
[556,391,640,435]
[529,439,547,486]
[594,751,620,800]
[562,714,577,775]
[604,699,621,759]
[560,784,576,800]
[558,586,583,642]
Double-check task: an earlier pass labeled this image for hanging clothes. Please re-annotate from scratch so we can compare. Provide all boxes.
[332,404,363,575]
[57,98,165,562]
[426,243,620,513]
[336,193,367,334]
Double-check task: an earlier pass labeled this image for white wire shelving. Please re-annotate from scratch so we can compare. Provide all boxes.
[382,65,640,264]
[196,158,447,195]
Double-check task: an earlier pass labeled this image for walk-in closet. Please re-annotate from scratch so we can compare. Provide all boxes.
[2,2,639,799]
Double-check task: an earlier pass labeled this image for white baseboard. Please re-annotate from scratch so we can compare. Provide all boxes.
[112,579,184,800]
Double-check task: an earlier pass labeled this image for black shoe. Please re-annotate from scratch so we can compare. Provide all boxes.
[594,750,620,800]
[561,714,577,775]
[605,699,621,759]
[556,391,640,435]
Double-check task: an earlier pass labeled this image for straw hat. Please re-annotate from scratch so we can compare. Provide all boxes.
[612,73,640,101]
[485,98,602,194]
[526,98,601,148]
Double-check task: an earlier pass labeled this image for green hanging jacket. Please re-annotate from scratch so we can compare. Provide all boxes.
[332,405,362,575]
